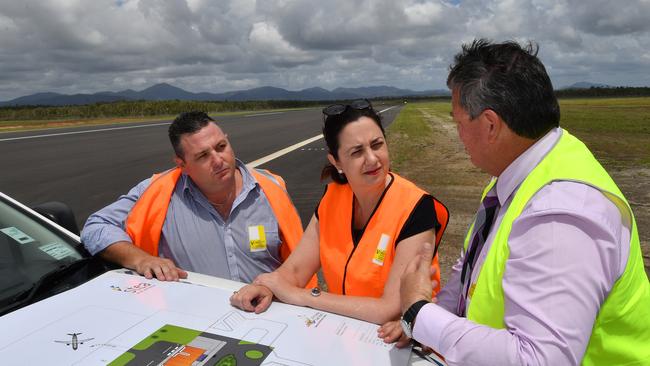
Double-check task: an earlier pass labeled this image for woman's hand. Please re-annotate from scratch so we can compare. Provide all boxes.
[378,320,411,348]
[254,272,306,306]
[229,284,274,314]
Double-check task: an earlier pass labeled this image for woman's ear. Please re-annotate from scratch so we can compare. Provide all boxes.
[327,153,339,171]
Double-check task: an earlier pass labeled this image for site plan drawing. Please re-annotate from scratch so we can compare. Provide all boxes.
[0,270,411,365]
[109,324,272,366]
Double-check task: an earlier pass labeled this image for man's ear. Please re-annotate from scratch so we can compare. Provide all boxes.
[174,155,185,169]
[327,153,339,170]
[481,109,504,143]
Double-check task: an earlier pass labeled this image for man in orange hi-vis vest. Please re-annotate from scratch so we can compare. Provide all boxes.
[81,111,306,284]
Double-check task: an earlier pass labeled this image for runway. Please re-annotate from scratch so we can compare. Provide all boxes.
[0,104,403,228]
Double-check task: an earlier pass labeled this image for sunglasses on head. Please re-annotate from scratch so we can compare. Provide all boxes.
[322,99,373,116]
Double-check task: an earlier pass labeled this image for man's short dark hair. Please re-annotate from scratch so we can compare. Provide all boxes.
[168,111,215,159]
[447,39,560,139]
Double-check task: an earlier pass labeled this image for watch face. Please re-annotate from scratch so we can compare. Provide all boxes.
[400,318,413,339]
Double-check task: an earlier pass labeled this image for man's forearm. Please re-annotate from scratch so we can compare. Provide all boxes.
[99,241,150,270]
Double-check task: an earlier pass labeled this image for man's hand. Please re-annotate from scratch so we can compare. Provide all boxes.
[378,320,411,348]
[133,255,188,281]
[100,241,187,281]
[230,284,274,314]
[400,242,436,314]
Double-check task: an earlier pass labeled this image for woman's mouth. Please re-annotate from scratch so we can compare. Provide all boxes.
[365,167,381,176]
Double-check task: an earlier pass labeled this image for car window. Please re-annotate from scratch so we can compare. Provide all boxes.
[0,198,83,306]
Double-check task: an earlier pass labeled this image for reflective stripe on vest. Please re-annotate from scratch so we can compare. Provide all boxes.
[318,173,449,297]
[124,167,303,260]
[465,129,650,364]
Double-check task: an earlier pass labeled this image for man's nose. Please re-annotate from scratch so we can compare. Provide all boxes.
[209,150,223,165]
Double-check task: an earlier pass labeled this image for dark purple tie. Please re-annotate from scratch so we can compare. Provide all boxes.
[457,185,500,316]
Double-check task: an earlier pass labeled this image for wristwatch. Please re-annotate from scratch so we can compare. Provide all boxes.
[400,300,429,339]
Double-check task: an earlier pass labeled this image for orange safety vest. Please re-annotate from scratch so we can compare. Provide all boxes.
[124,167,303,261]
[318,173,448,297]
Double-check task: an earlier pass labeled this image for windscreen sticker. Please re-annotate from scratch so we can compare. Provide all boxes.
[39,242,75,260]
[0,226,35,244]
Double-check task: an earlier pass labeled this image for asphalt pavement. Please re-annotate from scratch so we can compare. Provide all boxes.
[0,104,403,228]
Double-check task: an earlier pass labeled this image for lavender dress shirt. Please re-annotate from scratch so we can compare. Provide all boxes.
[413,128,632,365]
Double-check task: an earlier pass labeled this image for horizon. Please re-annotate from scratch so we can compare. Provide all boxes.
[2,1,650,101]
[5,80,644,104]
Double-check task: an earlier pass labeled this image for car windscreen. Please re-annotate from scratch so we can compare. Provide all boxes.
[0,198,84,309]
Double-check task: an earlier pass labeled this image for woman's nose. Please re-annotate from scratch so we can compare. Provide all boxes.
[365,148,378,164]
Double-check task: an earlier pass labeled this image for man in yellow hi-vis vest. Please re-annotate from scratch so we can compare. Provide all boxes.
[398,40,650,365]
[81,112,304,284]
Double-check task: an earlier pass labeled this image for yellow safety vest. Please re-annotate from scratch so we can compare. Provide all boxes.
[465,130,650,364]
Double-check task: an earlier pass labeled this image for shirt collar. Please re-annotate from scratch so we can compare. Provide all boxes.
[494,127,563,205]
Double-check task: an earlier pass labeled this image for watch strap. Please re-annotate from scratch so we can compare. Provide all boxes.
[403,299,429,326]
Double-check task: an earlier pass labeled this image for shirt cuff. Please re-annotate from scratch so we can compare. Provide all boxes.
[412,303,457,350]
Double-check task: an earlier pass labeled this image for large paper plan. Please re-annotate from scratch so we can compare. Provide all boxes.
[0,271,410,365]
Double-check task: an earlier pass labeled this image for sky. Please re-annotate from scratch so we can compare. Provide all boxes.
[1,0,649,101]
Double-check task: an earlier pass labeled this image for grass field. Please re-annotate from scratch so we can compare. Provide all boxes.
[386,97,650,283]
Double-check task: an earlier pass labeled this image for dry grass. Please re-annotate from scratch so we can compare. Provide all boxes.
[387,98,650,284]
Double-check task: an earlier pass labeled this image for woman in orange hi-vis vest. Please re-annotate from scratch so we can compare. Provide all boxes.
[231,99,448,344]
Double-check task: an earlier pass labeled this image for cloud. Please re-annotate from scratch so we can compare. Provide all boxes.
[0,0,649,100]
[248,21,318,66]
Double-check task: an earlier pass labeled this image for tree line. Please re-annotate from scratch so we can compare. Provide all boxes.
[2,87,649,121]
[555,86,650,98]
[0,100,322,121]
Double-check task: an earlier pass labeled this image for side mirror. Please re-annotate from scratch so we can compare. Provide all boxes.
[31,201,80,236]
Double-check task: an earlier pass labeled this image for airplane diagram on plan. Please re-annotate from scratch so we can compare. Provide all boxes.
[54,333,94,350]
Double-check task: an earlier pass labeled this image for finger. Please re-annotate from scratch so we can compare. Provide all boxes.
[229,291,241,307]
[377,323,392,338]
[177,268,188,279]
[142,267,154,279]
[383,328,403,343]
[254,293,273,314]
[241,292,259,312]
[152,265,166,281]
[377,323,388,336]
[396,336,412,348]
[161,264,176,281]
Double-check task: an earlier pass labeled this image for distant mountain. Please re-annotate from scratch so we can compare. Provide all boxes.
[563,81,613,89]
[332,86,440,98]
[0,83,448,107]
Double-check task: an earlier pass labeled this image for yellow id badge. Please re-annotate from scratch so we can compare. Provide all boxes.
[248,225,267,252]
[372,234,391,266]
